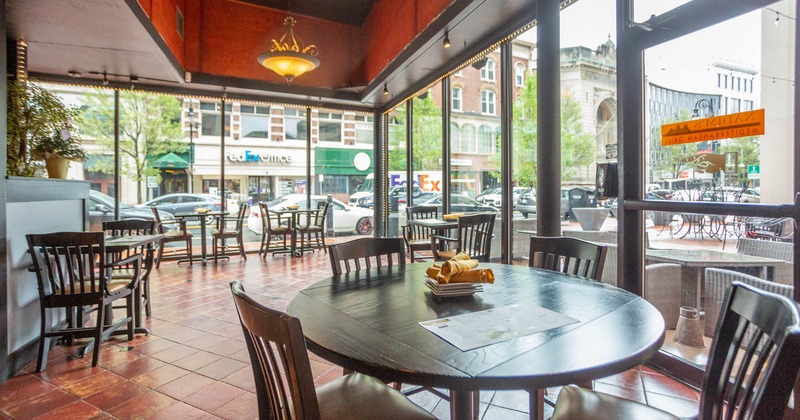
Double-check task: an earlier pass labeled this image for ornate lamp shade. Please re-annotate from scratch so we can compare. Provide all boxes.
[258,16,319,82]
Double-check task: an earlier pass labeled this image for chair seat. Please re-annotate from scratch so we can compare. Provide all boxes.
[212,229,241,237]
[164,231,192,240]
[316,372,435,420]
[552,386,679,420]
[436,249,458,260]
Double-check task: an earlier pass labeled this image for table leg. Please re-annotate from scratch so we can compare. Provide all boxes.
[528,388,545,420]
[199,217,208,265]
[291,213,299,257]
[450,390,475,420]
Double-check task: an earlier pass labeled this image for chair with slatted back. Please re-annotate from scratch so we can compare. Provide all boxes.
[552,281,800,420]
[430,212,496,262]
[403,206,438,262]
[296,200,329,254]
[528,236,607,281]
[151,207,193,267]
[328,237,406,276]
[230,281,435,420]
[103,219,157,318]
[258,202,293,258]
[212,205,249,262]
[26,232,139,371]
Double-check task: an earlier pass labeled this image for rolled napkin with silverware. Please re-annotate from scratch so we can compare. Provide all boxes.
[445,268,495,284]
[432,252,494,284]
[440,258,479,277]
[426,264,442,279]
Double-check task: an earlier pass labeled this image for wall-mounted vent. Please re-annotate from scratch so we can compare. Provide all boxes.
[176,6,185,39]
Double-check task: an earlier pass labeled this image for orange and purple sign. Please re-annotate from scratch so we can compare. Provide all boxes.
[661,109,765,146]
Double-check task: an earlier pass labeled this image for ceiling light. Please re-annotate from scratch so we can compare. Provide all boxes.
[775,12,780,26]
[383,84,389,95]
[67,70,82,78]
[101,73,109,86]
[443,31,452,48]
[258,16,319,83]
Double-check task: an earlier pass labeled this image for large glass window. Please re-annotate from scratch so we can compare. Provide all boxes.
[284,107,307,140]
[452,87,462,111]
[460,124,476,153]
[354,114,373,144]
[318,111,343,142]
[481,90,496,115]
[240,104,270,138]
[199,101,231,137]
[478,125,494,154]
[515,63,525,86]
[480,58,496,81]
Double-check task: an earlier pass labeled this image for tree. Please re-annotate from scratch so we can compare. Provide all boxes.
[80,91,185,202]
[717,136,759,183]
[650,109,699,180]
[386,95,443,172]
[500,73,596,187]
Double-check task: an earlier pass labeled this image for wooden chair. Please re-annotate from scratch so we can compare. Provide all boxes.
[402,206,438,262]
[552,281,800,420]
[151,207,193,267]
[329,237,406,276]
[229,281,435,420]
[528,236,607,281]
[430,212,496,262]
[102,219,157,318]
[296,200,329,254]
[258,202,293,258]
[26,232,139,371]
[212,205,249,262]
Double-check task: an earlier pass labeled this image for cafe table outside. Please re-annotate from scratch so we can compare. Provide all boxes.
[287,263,665,420]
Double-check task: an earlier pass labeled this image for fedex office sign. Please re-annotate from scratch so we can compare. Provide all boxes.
[227,150,292,163]
[389,172,441,192]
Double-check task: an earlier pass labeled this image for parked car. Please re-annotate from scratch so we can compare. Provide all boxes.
[248,194,374,235]
[88,189,174,231]
[480,187,532,208]
[415,194,498,214]
[517,190,536,218]
[475,187,500,204]
[137,193,223,218]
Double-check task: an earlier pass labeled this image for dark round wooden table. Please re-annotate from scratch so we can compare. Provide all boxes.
[287,263,665,419]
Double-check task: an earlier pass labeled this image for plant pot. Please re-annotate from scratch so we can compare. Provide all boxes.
[44,157,71,179]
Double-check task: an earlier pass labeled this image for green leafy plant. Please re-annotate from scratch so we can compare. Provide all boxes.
[6,79,84,176]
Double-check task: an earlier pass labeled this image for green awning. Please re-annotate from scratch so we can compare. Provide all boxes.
[314,148,373,175]
[153,152,190,169]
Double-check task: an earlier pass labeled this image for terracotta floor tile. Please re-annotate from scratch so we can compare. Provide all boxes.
[170,351,222,371]
[0,373,57,410]
[32,400,102,420]
[131,338,179,356]
[645,392,700,417]
[106,390,176,419]
[146,402,210,420]
[182,333,229,350]
[592,382,648,404]
[61,370,127,398]
[131,364,190,389]
[219,367,255,392]
[212,392,259,419]
[83,380,151,411]
[203,339,246,357]
[194,358,249,381]
[155,373,216,401]
[182,382,246,413]
[594,367,644,390]
[149,345,200,364]
[2,388,77,419]
[641,370,701,401]
[109,357,166,379]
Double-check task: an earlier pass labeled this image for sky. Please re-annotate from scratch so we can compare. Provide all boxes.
[517,0,764,93]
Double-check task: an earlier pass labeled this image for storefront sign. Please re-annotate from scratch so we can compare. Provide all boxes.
[226,150,292,163]
[661,109,765,146]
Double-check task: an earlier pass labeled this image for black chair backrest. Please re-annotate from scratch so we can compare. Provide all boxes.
[27,232,107,300]
[233,205,248,232]
[103,219,156,236]
[528,236,607,280]
[406,206,438,241]
[230,281,321,419]
[150,207,168,234]
[700,281,800,419]
[328,237,406,275]
[260,202,289,233]
[454,213,495,262]
[313,200,329,228]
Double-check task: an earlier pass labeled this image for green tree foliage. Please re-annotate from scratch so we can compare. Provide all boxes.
[649,109,699,180]
[506,73,596,187]
[717,136,759,181]
[386,95,443,172]
[80,91,184,202]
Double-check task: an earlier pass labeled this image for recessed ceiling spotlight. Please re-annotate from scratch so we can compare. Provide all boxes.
[67,70,82,78]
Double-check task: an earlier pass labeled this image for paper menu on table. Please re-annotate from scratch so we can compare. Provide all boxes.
[419,303,579,351]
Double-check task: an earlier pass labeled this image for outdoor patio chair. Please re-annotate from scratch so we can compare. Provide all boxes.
[431,212,496,262]
[211,205,248,262]
[229,281,435,420]
[528,236,607,281]
[552,281,800,420]
[402,206,438,262]
[151,206,192,267]
[26,232,139,371]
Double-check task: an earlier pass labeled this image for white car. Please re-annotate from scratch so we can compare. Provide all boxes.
[480,187,532,208]
[248,194,374,236]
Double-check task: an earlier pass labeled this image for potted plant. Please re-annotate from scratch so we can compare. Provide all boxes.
[6,79,85,178]
[31,128,87,178]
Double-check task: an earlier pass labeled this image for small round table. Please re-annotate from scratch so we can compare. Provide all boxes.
[288,263,665,419]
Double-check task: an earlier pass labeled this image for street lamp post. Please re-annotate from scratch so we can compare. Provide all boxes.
[188,107,199,193]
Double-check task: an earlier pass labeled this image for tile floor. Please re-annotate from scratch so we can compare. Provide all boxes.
[0,238,702,419]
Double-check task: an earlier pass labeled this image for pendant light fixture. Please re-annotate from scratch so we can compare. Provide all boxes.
[258,15,319,82]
